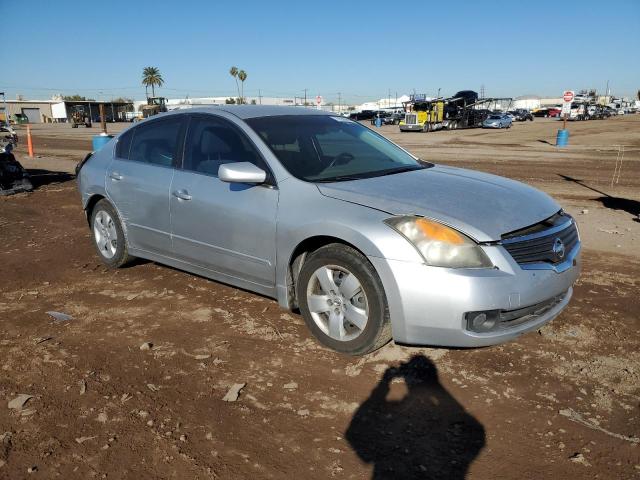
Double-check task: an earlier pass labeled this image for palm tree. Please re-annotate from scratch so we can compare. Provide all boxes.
[238,70,247,104]
[229,66,240,101]
[142,67,164,99]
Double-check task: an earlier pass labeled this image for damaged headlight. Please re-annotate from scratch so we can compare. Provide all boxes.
[385,216,493,268]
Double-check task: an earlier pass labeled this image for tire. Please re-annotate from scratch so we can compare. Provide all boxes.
[90,199,134,268]
[296,244,392,355]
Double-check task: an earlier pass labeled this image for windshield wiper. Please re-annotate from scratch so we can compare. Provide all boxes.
[314,175,366,183]
[373,165,426,177]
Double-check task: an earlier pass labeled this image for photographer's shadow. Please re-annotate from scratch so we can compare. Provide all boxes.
[346,355,485,479]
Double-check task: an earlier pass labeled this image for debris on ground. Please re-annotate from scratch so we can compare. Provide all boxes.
[0,147,33,196]
[0,432,12,461]
[569,452,591,467]
[222,383,246,402]
[75,436,96,444]
[45,311,73,322]
[140,342,153,351]
[8,394,33,411]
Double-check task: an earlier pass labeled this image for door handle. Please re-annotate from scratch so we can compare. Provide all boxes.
[109,171,123,181]
[172,189,192,201]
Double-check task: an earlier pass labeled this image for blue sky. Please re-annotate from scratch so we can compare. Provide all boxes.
[5,0,639,103]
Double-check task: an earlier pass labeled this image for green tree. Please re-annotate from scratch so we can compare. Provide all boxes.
[637,89,640,101]
[111,97,134,103]
[62,94,94,101]
[238,70,247,104]
[225,97,237,104]
[229,66,240,100]
[142,67,164,98]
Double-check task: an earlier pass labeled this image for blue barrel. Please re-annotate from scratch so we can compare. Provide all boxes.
[556,129,569,147]
[375,117,382,128]
[92,134,114,151]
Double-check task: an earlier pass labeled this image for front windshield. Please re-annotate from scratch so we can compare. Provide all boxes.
[246,115,429,182]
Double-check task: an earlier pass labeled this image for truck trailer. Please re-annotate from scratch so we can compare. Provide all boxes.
[399,91,512,132]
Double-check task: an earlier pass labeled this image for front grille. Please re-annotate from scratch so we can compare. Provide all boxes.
[502,217,579,266]
[405,114,417,124]
[498,291,568,330]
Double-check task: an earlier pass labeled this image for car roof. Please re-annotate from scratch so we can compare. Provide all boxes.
[171,105,336,120]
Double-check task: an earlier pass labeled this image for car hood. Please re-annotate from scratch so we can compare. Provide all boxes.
[316,165,560,242]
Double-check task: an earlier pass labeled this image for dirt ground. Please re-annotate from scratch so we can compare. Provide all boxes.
[1,116,638,479]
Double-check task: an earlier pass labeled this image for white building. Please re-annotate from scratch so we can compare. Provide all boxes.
[357,95,411,112]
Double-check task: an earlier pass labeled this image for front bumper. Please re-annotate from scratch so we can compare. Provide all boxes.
[399,124,424,131]
[369,243,581,347]
[483,123,500,128]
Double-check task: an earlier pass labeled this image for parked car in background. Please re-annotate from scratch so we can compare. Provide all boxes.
[370,111,392,125]
[482,113,512,129]
[509,109,534,121]
[76,106,580,355]
[533,108,549,118]
[547,107,562,118]
[349,110,376,121]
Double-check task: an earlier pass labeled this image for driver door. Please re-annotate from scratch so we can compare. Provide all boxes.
[169,114,278,293]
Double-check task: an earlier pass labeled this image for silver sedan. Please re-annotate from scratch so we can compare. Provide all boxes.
[76,106,580,355]
[482,113,513,129]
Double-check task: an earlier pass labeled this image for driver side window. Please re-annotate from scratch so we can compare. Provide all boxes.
[183,115,263,177]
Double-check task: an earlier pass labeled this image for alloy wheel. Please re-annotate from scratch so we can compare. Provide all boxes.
[93,210,118,259]
[306,265,369,342]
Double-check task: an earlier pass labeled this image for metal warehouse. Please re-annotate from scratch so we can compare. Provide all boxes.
[2,99,134,123]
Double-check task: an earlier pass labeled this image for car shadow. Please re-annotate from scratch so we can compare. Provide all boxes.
[537,139,553,145]
[557,174,640,217]
[26,168,75,188]
[345,355,485,479]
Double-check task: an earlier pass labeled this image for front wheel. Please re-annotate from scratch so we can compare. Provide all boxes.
[297,244,391,355]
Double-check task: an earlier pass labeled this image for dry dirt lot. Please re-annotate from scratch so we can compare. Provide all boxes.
[1,116,639,479]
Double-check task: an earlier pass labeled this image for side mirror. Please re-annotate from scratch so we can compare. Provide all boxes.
[218,162,267,184]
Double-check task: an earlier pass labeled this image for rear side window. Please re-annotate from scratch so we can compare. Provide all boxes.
[129,117,184,167]
[115,129,133,159]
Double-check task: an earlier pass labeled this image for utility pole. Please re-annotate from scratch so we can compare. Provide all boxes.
[258,89,262,105]
[337,92,341,113]
[0,92,8,126]
[388,89,391,108]
[303,88,308,106]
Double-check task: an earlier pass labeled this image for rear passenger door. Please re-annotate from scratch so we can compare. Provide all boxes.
[106,116,186,256]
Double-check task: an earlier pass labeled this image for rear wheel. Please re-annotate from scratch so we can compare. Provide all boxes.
[90,199,134,268]
[297,244,391,355]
